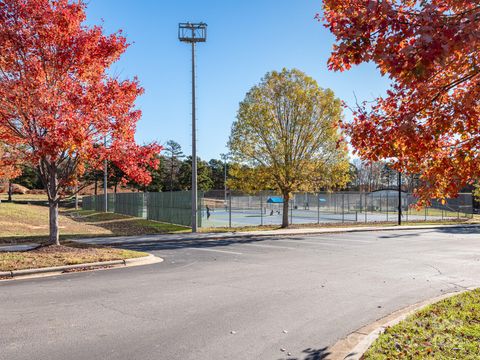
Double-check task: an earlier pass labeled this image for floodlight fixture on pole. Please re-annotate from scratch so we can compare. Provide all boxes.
[178,22,207,233]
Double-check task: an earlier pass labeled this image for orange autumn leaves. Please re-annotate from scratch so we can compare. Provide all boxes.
[321,0,480,202]
[0,0,160,197]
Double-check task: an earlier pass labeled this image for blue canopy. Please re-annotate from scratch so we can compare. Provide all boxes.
[266,196,284,204]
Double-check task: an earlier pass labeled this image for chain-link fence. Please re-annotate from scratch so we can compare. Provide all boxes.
[81,193,115,212]
[114,192,146,218]
[201,190,474,228]
[82,191,202,227]
[147,191,201,227]
[82,190,473,229]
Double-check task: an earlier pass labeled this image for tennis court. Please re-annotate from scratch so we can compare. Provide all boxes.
[82,190,473,228]
[200,207,463,228]
[201,191,472,228]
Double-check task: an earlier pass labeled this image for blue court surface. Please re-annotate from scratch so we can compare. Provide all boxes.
[200,208,460,228]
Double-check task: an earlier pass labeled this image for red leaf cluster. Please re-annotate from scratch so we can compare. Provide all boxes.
[321,0,480,201]
[0,0,161,200]
[0,142,21,180]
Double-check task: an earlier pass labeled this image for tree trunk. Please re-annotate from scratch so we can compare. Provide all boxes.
[7,181,12,202]
[74,184,79,210]
[49,200,60,245]
[94,177,98,195]
[47,165,60,245]
[281,192,289,228]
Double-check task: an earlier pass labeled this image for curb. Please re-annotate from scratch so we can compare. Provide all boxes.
[0,254,162,280]
[75,223,480,246]
[327,287,476,360]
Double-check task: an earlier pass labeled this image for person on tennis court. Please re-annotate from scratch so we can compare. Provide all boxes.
[206,205,211,219]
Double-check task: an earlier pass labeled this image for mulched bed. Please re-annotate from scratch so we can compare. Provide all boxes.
[0,244,146,272]
[32,244,100,254]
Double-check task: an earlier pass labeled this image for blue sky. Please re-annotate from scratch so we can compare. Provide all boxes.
[85,0,391,160]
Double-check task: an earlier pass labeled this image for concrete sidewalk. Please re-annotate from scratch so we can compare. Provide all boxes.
[74,222,480,245]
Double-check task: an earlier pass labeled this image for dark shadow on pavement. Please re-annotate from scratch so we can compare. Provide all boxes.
[378,232,424,239]
[378,225,480,239]
[279,346,331,360]
[75,224,480,252]
[106,235,308,252]
[437,227,480,235]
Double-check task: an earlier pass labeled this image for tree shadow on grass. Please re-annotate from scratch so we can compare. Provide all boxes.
[64,210,189,234]
[0,233,121,246]
[0,209,189,246]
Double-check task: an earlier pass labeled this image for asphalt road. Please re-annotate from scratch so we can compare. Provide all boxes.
[2,227,480,360]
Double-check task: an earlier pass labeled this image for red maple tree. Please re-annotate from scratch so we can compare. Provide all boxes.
[0,0,161,244]
[321,1,480,202]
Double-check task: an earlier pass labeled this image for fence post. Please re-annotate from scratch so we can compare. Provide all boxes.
[198,193,202,228]
[260,193,263,226]
[425,207,427,221]
[290,195,293,225]
[405,198,408,222]
[365,192,368,223]
[170,190,173,225]
[342,193,345,223]
[386,191,389,222]
[229,191,232,228]
[359,191,363,213]
[317,193,320,224]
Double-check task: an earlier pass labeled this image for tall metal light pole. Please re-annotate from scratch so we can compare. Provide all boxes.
[220,153,229,205]
[179,22,207,232]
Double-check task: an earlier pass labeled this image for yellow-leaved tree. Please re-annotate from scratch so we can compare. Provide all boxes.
[228,68,350,227]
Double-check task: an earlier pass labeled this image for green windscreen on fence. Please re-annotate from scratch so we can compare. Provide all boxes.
[82,191,202,227]
[147,191,202,227]
[114,192,146,218]
[81,194,115,212]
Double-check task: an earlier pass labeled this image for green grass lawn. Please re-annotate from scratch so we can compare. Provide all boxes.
[0,203,189,245]
[0,203,185,271]
[406,207,467,218]
[0,193,48,202]
[364,289,480,359]
[71,209,190,235]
